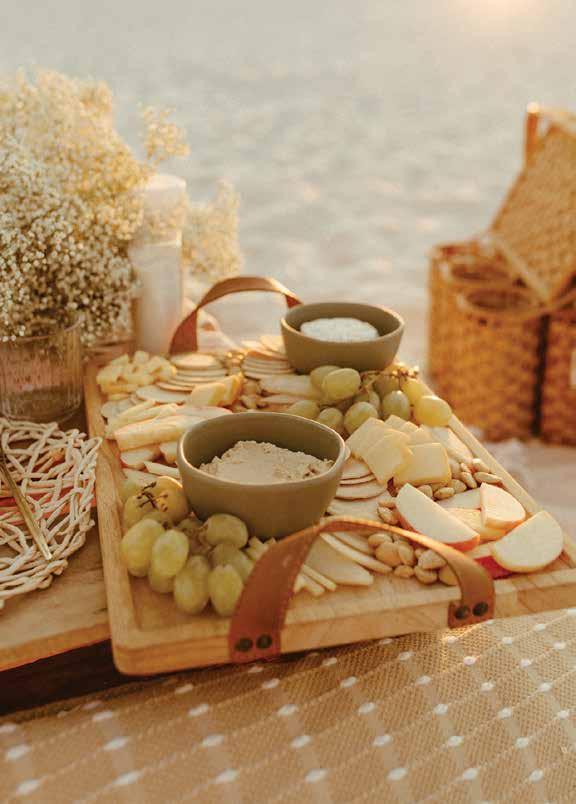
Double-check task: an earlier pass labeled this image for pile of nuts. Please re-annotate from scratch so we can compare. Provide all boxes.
[367,530,458,586]
[374,456,503,586]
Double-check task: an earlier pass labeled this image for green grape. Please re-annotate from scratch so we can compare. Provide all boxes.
[344,401,379,435]
[381,390,411,421]
[400,376,428,404]
[316,407,344,433]
[148,564,174,594]
[355,388,380,409]
[150,529,189,578]
[173,556,211,614]
[122,494,157,531]
[120,478,145,504]
[120,519,164,577]
[178,516,210,555]
[286,400,320,420]
[322,368,361,402]
[142,510,173,528]
[208,565,244,617]
[413,395,452,426]
[144,476,189,523]
[210,543,254,581]
[374,372,399,398]
[200,513,249,549]
[310,365,340,390]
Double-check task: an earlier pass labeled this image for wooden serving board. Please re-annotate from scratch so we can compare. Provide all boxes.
[84,359,576,676]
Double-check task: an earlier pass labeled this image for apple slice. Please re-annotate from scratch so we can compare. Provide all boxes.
[480,484,526,530]
[448,508,506,542]
[491,511,564,572]
[396,484,480,552]
[120,445,161,470]
[438,488,481,510]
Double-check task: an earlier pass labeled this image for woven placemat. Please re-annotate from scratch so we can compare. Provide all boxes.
[2,610,576,803]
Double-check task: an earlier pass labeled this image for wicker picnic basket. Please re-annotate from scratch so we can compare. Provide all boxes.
[428,104,576,442]
[540,302,576,445]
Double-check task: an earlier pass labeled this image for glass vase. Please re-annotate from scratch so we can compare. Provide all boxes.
[0,319,83,423]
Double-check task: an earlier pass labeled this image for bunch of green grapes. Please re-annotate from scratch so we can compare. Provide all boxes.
[119,488,252,618]
[285,362,453,434]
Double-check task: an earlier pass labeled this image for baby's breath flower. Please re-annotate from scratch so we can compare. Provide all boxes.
[0,69,190,345]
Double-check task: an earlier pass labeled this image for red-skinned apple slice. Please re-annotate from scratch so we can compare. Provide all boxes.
[395,484,480,552]
[491,511,564,572]
[480,484,525,530]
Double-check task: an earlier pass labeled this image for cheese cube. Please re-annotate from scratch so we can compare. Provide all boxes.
[189,382,226,407]
[406,426,434,446]
[393,443,450,487]
[363,436,412,485]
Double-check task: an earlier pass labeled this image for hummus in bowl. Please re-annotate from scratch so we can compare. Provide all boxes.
[177,412,346,540]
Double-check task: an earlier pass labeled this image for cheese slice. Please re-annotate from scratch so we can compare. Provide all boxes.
[382,414,410,431]
[362,435,412,485]
[345,418,389,457]
[393,443,450,487]
[400,421,418,434]
[429,426,472,461]
[406,426,434,446]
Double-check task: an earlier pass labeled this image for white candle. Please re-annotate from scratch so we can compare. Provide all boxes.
[130,174,187,354]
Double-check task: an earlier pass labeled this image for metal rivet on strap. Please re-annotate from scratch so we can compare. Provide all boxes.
[235,637,253,653]
[473,601,489,617]
[454,605,470,620]
[256,634,273,650]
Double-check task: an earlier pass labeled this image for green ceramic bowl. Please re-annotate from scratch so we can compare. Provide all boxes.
[281,301,404,373]
[177,412,346,540]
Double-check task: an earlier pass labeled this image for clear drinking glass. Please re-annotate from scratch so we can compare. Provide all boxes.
[0,319,83,422]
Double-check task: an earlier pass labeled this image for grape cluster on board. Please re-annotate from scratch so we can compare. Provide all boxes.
[120,476,251,617]
[286,363,452,433]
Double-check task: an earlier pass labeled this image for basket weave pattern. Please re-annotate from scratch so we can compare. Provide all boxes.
[447,289,543,441]
[428,106,576,443]
[493,126,576,303]
[540,306,576,446]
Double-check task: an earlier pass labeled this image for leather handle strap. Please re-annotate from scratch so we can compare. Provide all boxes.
[170,276,302,354]
[228,516,495,664]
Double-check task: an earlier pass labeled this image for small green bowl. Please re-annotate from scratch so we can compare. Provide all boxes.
[177,412,346,540]
[281,301,404,373]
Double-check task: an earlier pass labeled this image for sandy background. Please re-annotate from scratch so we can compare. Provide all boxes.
[1,0,575,528]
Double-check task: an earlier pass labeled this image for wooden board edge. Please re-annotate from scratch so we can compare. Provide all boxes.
[0,624,110,673]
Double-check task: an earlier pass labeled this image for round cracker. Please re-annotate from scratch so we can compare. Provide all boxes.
[260,335,286,354]
[336,480,385,500]
[341,457,371,480]
[171,353,221,370]
[339,474,378,486]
